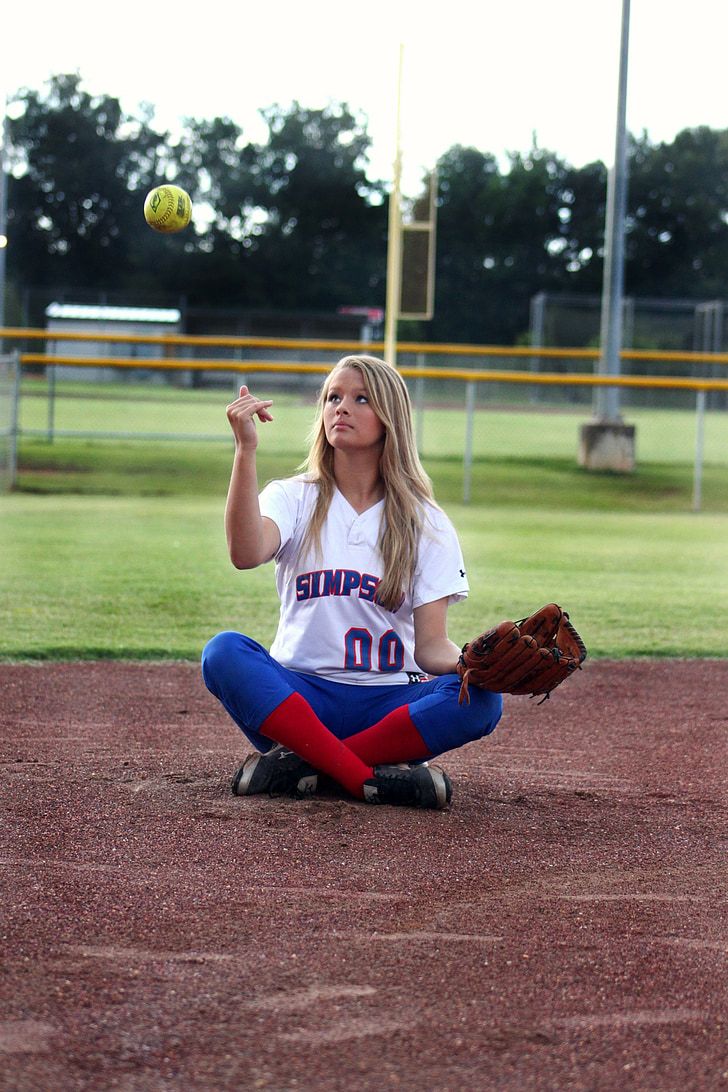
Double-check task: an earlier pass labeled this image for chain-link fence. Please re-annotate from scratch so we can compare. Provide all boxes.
[530,292,728,410]
[18,333,728,432]
[13,356,728,509]
[0,352,19,491]
[5,327,728,510]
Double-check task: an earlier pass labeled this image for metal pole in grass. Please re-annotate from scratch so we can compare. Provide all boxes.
[384,43,404,369]
[595,0,630,423]
[414,352,425,454]
[10,351,19,488]
[693,389,706,512]
[579,0,636,472]
[462,380,476,504]
[47,364,56,443]
[0,109,7,350]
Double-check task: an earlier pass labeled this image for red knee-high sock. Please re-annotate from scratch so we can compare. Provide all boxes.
[260,692,373,799]
[343,705,431,766]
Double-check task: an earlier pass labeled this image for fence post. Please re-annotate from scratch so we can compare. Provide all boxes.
[692,388,706,512]
[10,351,19,488]
[414,352,425,454]
[529,291,545,403]
[47,364,56,443]
[233,341,247,396]
[462,380,476,504]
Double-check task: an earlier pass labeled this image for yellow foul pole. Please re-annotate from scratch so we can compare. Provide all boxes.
[384,43,404,368]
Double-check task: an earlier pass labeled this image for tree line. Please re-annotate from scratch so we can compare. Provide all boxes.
[5,73,728,345]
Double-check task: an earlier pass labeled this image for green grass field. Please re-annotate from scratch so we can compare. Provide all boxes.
[2,491,726,660]
[2,386,727,661]
[19,378,728,469]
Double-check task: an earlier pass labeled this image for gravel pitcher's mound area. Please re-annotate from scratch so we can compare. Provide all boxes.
[1,660,726,1091]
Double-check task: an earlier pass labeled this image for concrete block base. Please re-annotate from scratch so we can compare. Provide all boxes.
[578,420,636,472]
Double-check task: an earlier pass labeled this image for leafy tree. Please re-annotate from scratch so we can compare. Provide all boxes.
[431,143,573,343]
[245,102,387,309]
[6,74,166,296]
[7,73,728,345]
[170,103,389,311]
[626,127,728,298]
[152,115,267,307]
[556,159,608,294]
[428,145,502,342]
[6,82,388,316]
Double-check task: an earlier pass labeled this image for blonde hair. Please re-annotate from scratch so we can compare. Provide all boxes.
[298,355,437,611]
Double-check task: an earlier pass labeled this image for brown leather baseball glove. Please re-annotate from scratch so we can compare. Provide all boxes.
[457,603,587,705]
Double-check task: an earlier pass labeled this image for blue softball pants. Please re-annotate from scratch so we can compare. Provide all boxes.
[201,631,503,758]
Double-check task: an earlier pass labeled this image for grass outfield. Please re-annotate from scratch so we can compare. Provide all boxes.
[2,489,727,661]
[13,441,728,515]
[18,380,728,469]
[14,397,728,513]
[4,396,728,661]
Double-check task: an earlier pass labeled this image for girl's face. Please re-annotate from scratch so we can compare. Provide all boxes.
[322,367,386,453]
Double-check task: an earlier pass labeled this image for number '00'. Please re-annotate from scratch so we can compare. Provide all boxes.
[344,628,404,672]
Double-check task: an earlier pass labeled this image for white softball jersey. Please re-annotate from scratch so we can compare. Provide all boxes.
[258,477,469,685]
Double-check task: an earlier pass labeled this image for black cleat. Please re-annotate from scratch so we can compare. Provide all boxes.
[362,763,452,810]
[231,744,318,798]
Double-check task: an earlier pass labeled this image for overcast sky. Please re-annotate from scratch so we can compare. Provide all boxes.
[5,0,728,194]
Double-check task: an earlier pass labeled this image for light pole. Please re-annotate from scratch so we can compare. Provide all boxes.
[0,109,8,338]
[384,43,404,368]
[595,0,631,422]
[579,0,636,471]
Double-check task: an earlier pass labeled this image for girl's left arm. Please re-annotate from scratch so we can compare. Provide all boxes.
[413,598,461,676]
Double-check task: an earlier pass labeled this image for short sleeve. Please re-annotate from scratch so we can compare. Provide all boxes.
[412,507,469,609]
[258,479,300,551]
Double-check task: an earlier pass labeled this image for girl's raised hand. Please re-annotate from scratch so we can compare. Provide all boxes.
[226,385,274,450]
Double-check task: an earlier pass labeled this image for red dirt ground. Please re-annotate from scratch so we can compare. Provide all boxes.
[1,660,726,1091]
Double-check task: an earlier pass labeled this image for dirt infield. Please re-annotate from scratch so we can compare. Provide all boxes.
[1,660,726,1091]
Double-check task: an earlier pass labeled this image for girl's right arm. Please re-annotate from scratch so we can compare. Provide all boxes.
[224,386,281,569]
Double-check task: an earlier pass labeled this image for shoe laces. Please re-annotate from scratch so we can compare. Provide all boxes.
[374,766,421,803]
[264,751,315,798]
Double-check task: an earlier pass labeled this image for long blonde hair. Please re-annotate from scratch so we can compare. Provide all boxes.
[298,355,437,610]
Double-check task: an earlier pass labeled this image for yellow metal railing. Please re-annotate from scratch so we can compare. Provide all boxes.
[4,333,726,513]
[16,353,728,393]
[3,326,728,368]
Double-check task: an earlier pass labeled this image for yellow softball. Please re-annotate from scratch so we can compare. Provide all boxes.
[143,184,192,234]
